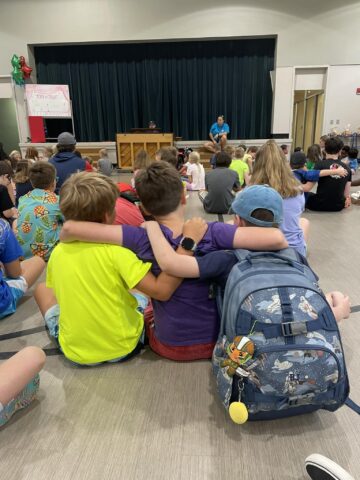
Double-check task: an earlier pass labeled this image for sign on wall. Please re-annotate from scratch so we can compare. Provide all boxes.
[25,84,71,117]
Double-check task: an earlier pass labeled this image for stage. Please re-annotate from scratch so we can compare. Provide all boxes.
[19,138,292,170]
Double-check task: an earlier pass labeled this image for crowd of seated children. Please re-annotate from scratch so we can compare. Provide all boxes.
[97,148,112,176]
[290,151,348,200]
[34,171,184,366]
[199,151,240,214]
[60,162,287,361]
[14,160,32,206]
[229,147,250,187]
[306,137,352,212]
[306,144,322,170]
[0,347,46,427]
[16,162,63,261]
[185,151,205,191]
[251,140,309,256]
[144,186,350,323]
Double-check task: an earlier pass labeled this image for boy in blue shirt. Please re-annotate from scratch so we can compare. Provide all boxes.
[0,219,45,319]
[144,185,350,323]
[205,115,230,152]
[290,151,348,200]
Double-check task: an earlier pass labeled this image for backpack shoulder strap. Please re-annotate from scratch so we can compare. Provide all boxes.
[345,398,360,414]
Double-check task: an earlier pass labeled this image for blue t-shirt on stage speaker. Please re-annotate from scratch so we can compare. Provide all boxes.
[210,122,230,140]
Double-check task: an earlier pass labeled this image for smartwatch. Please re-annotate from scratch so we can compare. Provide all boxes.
[179,236,197,252]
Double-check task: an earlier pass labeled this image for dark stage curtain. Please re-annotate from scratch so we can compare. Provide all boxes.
[35,39,275,142]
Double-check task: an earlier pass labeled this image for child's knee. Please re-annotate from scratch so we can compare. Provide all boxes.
[19,346,46,370]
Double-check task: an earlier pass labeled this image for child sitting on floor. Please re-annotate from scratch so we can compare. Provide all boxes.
[98,148,112,177]
[185,151,205,191]
[251,141,309,256]
[229,147,250,187]
[347,148,358,174]
[199,151,241,214]
[34,172,183,366]
[14,160,32,207]
[144,186,350,323]
[0,218,45,320]
[59,162,287,361]
[0,347,45,427]
[17,162,63,261]
[290,151,348,200]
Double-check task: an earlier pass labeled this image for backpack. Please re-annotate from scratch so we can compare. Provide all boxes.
[213,248,358,422]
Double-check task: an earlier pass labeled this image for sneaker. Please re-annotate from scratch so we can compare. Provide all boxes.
[0,374,40,427]
[305,454,354,480]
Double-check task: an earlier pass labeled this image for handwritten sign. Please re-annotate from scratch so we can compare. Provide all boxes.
[25,84,71,117]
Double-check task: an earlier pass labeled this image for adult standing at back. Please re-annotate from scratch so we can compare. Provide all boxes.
[204,116,230,153]
[306,137,352,212]
[49,133,85,193]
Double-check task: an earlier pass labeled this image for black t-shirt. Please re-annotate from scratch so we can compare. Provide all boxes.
[0,185,14,217]
[308,159,352,211]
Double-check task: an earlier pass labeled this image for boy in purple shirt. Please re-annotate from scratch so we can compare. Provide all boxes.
[60,163,287,361]
[144,186,351,324]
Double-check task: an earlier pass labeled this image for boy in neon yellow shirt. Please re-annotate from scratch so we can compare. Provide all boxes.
[34,172,185,365]
[229,147,250,187]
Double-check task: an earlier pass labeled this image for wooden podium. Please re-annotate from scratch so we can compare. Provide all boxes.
[116,133,174,168]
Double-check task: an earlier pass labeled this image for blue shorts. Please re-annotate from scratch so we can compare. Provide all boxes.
[44,292,148,366]
[0,277,28,320]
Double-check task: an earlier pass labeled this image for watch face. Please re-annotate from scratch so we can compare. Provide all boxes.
[181,237,195,251]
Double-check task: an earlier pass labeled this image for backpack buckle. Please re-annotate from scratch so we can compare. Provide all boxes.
[281,321,307,336]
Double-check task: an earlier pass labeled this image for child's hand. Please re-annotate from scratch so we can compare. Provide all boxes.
[345,196,351,208]
[182,218,208,244]
[337,167,348,178]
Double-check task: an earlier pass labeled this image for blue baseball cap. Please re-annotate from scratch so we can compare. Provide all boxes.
[231,185,283,227]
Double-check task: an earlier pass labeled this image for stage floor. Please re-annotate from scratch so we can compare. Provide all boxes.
[0,173,359,480]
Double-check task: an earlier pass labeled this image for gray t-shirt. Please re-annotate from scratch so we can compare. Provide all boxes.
[204,168,240,214]
[98,158,113,177]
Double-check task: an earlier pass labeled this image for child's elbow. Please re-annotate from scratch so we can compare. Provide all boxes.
[156,290,173,302]
[60,221,74,241]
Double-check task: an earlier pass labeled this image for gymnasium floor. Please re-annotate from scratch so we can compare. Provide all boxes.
[0,176,360,480]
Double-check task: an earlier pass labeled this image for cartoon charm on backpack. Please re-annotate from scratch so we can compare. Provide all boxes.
[221,336,255,377]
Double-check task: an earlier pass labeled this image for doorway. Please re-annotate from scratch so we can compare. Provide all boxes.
[292,90,324,153]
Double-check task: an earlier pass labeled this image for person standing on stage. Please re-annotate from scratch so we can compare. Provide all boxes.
[204,116,230,152]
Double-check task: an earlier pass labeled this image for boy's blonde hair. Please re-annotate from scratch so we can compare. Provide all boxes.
[235,147,245,159]
[251,140,300,199]
[60,172,118,222]
[99,148,108,157]
[189,151,200,164]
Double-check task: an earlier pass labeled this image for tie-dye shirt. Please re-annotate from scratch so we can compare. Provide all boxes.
[17,189,63,261]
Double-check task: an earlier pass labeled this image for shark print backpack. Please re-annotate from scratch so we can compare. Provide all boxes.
[212,249,359,423]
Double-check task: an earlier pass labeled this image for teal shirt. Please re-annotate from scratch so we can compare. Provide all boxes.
[17,189,63,261]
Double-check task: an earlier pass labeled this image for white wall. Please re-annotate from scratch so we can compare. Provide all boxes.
[1,0,360,141]
[1,0,360,74]
[323,65,360,135]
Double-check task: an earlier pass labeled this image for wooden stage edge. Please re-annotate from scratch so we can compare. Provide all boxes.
[20,138,292,170]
